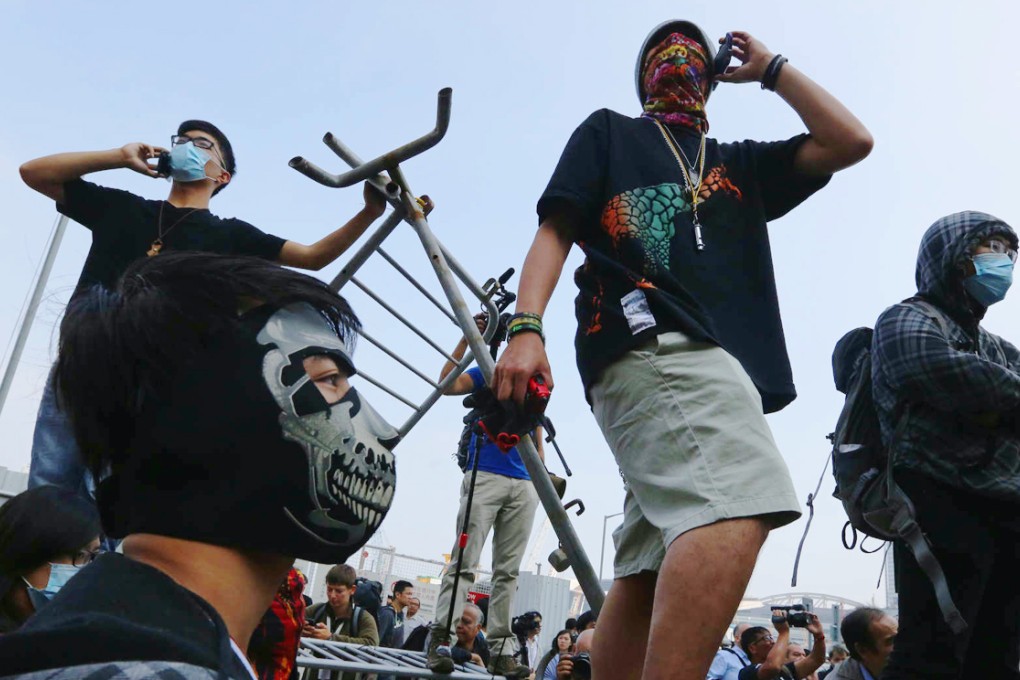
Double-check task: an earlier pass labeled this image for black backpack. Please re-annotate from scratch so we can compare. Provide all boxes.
[352,577,383,619]
[828,298,965,634]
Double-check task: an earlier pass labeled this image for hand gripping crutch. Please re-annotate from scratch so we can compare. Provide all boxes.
[290,89,605,615]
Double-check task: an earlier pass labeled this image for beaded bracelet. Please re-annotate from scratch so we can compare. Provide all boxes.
[760,54,788,91]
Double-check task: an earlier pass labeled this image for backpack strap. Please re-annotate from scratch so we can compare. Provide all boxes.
[350,605,362,637]
[905,298,952,340]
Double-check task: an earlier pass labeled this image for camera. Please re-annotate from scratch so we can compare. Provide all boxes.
[156,151,172,178]
[511,611,542,638]
[570,652,592,680]
[771,604,810,628]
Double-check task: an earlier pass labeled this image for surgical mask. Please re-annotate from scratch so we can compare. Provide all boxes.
[21,563,82,610]
[964,252,1014,306]
[168,142,219,183]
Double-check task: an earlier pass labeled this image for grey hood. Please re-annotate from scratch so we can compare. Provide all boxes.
[915,210,1016,321]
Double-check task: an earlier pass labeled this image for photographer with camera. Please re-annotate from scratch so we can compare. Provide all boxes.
[19,121,388,517]
[425,315,543,678]
[513,610,544,674]
[555,628,594,680]
[738,609,825,680]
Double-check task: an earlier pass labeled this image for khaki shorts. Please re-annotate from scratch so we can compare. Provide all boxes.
[590,331,801,578]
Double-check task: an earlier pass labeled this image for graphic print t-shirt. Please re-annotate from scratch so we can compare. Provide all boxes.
[537,109,831,412]
[59,179,286,297]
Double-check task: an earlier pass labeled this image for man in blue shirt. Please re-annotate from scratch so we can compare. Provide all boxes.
[707,623,752,680]
[426,317,543,678]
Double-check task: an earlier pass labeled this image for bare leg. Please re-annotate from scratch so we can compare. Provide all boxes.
[643,517,769,680]
[592,571,656,680]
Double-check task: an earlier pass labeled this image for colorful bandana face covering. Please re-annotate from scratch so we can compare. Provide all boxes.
[641,32,710,132]
[96,302,399,564]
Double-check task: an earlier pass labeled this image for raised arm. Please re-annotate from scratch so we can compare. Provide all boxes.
[440,315,488,395]
[20,144,168,203]
[716,31,873,176]
[793,615,826,679]
[756,613,790,680]
[277,183,387,270]
[492,211,575,405]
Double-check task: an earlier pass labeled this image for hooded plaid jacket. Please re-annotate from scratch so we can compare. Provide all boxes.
[871,211,1020,502]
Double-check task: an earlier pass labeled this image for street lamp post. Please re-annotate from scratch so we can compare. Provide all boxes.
[599,511,625,583]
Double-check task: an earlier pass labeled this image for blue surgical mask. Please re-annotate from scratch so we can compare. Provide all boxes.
[964,253,1014,306]
[22,563,82,610]
[168,142,219,183]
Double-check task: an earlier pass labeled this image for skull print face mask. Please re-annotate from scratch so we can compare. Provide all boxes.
[96,302,398,564]
[258,304,398,549]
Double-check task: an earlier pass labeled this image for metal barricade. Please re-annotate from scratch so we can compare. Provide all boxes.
[289,89,604,622]
[299,639,498,679]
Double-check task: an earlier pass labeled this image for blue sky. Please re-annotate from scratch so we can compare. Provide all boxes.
[2,1,1018,606]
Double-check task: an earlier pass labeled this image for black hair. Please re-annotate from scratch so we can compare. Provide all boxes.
[0,487,100,598]
[551,629,572,652]
[841,607,886,661]
[740,626,769,653]
[55,252,361,480]
[576,609,596,631]
[177,119,236,196]
[325,564,357,587]
[565,617,577,630]
[476,596,488,625]
[392,580,413,595]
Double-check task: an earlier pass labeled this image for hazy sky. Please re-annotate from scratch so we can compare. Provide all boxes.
[2,1,1018,607]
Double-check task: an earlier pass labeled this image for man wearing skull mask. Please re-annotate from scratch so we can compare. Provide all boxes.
[0,253,399,678]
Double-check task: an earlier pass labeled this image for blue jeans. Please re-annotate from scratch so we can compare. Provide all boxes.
[29,368,94,501]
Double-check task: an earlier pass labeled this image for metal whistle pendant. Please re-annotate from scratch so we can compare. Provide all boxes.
[692,210,705,251]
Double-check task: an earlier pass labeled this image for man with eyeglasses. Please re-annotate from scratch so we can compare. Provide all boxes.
[18,119,388,516]
[737,610,825,680]
[871,212,1020,678]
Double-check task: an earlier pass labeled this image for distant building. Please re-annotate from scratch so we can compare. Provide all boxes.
[0,465,29,506]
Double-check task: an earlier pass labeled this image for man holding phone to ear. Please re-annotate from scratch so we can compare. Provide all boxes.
[493,20,872,680]
[19,119,387,510]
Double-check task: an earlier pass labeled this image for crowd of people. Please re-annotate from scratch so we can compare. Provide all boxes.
[0,12,1016,680]
[708,607,897,680]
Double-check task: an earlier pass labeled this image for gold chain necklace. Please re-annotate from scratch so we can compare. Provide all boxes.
[148,202,199,256]
[652,119,707,251]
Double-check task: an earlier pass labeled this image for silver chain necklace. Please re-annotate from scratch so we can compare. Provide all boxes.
[651,119,708,251]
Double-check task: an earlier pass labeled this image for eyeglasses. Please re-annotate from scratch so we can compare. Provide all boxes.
[171,134,217,151]
[752,634,775,646]
[983,239,1019,263]
[71,547,106,567]
[171,134,227,168]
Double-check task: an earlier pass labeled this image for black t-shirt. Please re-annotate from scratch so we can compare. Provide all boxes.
[537,109,831,412]
[59,179,286,297]
[0,553,252,678]
[738,661,798,680]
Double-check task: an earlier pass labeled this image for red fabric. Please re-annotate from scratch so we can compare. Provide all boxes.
[248,568,308,680]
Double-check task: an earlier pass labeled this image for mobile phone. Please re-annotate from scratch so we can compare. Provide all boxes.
[714,32,734,83]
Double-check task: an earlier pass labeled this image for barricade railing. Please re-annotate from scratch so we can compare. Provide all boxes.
[289,89,604,620]
[299,640,499,679]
